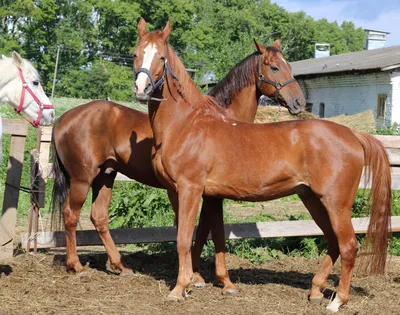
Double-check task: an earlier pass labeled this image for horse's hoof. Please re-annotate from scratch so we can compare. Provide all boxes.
[78,271,89,277]
[309,297,323,305]
[326,295,342,313]
[192,281,206,288]
[120,269,135,276]
[222,287,238,295]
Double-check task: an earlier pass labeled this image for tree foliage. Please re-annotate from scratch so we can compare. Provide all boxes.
[0,0,366,101]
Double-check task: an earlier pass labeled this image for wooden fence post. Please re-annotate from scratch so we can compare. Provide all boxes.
[0,119,29,259]
[26,127,52,252]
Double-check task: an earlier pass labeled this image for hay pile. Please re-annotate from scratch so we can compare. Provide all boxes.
[255,106,376,133]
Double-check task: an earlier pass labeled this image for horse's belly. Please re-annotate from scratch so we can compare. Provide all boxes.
[204,174,304,201]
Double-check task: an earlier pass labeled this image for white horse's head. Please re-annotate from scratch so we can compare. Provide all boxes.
[0,52,55,126]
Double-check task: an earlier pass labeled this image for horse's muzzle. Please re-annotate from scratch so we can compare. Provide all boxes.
[288,97,305,115]
[135,92,150,102]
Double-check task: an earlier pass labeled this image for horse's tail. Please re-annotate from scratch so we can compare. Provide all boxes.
[50,125,70,231]
[354,131,392,275]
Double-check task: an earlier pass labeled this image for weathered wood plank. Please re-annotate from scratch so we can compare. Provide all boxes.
[0,135,27,258]
[2,119,29,136]
[39,126,52,142]
[374,135,400,149]
[387,148,400,166]
[22,216,400,249]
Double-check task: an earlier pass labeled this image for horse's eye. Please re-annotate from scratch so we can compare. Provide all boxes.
[133,53,137,59]
[160,56,166,61]
[33,81,39,86]
[270,66,279,72]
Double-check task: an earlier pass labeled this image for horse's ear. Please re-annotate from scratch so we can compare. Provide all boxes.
[12,51,23,68]
[254,39,266,54]
[272,39,281,51]
[138,17,147,38]
[162,20,171,41]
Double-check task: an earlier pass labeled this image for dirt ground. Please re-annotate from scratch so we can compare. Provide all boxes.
[2,198,398,314]
[0,246,399,315]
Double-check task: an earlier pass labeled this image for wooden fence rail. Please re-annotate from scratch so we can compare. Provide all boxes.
[0,121,400,259]
[22,216,400,249]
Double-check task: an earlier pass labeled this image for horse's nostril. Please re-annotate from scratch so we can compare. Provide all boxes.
[294,98,301,108]
[145,83,153,94]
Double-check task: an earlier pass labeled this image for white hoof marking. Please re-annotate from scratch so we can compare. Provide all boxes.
[326,294,342,313]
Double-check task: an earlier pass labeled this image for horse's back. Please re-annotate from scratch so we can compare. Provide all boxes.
[53,100,157,185]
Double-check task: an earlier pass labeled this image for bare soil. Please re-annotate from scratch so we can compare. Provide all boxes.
[0,246,399,315]
[3,183,397,314]
[0,251,400,315]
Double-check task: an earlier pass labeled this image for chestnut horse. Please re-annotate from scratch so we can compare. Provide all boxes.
[50,32,305,291]
[132,19,391,313]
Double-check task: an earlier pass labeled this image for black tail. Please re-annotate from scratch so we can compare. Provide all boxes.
[50,126,70,231]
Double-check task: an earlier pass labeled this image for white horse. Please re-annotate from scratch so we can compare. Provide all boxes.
[0,52,54,246]
[0,52,55,164]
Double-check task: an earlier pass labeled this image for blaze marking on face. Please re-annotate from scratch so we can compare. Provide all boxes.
[136,43,158,93]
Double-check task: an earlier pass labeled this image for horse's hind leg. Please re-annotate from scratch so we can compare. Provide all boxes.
[299,191,339,304]
[192,197,237,293]
[319,190,359,313]
[64,180,90,273]
[208,197,237,294]
[90,172,133,275]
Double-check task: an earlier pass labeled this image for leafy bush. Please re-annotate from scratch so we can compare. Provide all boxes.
[376,122,400,135]
[109,182,174,228]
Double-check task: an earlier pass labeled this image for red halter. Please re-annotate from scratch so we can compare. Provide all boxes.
[16,68,54,128]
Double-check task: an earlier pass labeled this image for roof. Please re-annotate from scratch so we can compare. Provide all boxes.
[291,45,400,77]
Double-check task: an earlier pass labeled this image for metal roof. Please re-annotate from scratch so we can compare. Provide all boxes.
[291,45,400,77]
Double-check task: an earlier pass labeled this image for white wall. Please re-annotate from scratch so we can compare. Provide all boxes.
[297,72,394,125]
[390,72,400,124]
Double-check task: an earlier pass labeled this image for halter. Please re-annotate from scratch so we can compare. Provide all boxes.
[134,60,179,101]
[257,54,296,104]
[16,68,54,128]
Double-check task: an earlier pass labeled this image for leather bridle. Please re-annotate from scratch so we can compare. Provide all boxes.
[257,54,296,103]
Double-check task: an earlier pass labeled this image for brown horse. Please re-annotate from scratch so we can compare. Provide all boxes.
[50,29,305,292]
[132,19,391,312]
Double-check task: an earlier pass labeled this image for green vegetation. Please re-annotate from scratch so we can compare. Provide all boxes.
[376,123,400,136]
[1,0,366,101]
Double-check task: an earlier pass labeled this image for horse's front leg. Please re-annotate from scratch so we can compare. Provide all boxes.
[167,185,202,300]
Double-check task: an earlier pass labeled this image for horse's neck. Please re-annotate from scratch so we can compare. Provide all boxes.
[0,60,17,103]
[210,53,260,123]
[223,84,260,122]
[148,47,204,141]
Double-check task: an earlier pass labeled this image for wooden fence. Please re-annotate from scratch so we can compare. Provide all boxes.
[0,120,399,258]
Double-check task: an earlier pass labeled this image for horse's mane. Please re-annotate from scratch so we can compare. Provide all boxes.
[0,56,40,86]
[208,52,259,108]
[166,44,224,113]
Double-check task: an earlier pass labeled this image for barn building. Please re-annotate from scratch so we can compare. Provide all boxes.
[290,45,400,126]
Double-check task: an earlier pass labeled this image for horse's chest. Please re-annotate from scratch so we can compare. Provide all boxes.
[152,149,177,189]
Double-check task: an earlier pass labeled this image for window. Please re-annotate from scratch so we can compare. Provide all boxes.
[377,94,387,119]
[319,103,325,118]
[306,103,313,113]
